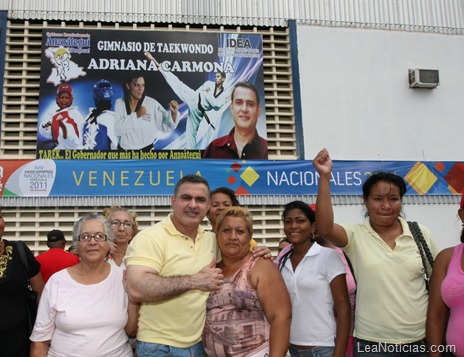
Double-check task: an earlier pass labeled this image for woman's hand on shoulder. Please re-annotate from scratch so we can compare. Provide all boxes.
[251,257,291,305]
[108,241,117,256]
[251,258,285,291]
[252,244,272,260]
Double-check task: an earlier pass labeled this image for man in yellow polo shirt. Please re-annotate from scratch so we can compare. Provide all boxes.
[126,175,224,356]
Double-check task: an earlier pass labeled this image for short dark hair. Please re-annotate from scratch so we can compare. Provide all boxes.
[173,175,210,196]
[231,81,260,107]
[210,187,240,206]
[282,201,316,224]
[124,72,145,87]
[47,229,65,243]
[362,172,407,200]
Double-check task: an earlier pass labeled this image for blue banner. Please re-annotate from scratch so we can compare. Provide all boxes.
[0,159,462,197]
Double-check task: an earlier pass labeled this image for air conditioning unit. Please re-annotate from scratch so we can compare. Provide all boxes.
[409,69,439,89]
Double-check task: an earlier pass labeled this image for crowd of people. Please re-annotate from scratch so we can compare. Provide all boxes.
[0,150,463,357]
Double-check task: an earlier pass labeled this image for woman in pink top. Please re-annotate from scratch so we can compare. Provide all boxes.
[426,195,464,357]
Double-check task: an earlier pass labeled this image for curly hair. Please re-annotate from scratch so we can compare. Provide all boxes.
[215,206,253,237]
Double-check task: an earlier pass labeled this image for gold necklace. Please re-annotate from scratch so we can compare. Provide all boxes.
[0,245,13,279]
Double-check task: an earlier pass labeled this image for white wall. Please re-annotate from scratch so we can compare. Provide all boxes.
[298,26,463,161]
[297,25,463,251]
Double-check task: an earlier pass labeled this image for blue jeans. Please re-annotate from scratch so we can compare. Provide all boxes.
[354,338,427,357]
[136,341,206,357]
[289,345,334,357]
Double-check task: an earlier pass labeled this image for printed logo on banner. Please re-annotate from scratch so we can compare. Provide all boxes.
[225,161,260,195]
[3,160,56,197]
[44,44,87,86]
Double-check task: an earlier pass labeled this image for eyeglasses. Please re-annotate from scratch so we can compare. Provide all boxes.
[110,220,133,229]
[78,233,108,242]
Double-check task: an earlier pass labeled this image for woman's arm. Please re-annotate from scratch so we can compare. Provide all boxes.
[125,300,139,338]
[426,248,452,356]
[253,259,292,357]
[313,148,349,247]
[30,341,50,357]
[30,272,45,302]
[330,274,351,357]
[30,281,57,352]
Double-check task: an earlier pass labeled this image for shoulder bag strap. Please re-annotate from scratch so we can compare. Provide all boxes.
[15,240,30,276]
[343,251,357,285]
[407,221,434,289]
[278,248,293,272]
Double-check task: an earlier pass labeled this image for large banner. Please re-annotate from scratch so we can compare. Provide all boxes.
[37,29,267,160]
[0,159,462,197]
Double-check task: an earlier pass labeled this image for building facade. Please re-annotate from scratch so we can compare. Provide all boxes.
[0,0,462,253]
